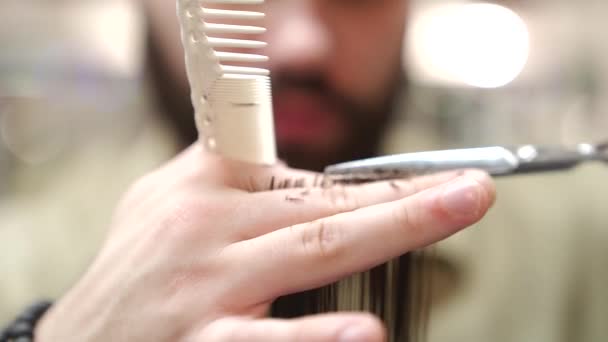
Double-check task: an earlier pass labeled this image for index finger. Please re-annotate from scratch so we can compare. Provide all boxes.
[229,170,468,240]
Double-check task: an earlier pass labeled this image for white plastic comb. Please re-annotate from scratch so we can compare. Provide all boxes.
[176,0,277,164]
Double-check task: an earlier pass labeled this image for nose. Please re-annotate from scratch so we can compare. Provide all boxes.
[264,1,331,72]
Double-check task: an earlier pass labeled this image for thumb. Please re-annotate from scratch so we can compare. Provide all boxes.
[194,313,386,342]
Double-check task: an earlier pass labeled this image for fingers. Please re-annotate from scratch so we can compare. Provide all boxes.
[233,171,467,240]
[173,144,476,244]
[231,171,495,300]
[196,313,385,342]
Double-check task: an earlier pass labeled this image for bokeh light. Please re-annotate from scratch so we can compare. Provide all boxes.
[408,2,530,88]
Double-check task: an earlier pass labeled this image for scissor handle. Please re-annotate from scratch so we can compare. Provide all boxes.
[508,145,589,174]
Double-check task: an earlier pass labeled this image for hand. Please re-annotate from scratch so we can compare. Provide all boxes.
[36,144,495,342]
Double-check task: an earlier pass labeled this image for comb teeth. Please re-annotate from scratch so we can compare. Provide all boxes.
[178,0,269,78]
[200,0,269,76]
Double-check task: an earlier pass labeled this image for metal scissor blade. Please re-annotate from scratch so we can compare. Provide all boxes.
[324,143,607,183]
[324,146,520,182]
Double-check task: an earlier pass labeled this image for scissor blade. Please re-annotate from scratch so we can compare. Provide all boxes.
[324,146,520,182]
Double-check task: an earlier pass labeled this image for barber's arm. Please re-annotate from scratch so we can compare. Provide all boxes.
[32,144,494,342]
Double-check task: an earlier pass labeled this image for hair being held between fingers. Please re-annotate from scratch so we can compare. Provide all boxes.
[34,146,495,342]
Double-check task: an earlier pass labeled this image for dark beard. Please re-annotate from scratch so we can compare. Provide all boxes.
[145,27,198,148]
[272,71,401,171]
[276,117,390,172]
[145,23,403,171]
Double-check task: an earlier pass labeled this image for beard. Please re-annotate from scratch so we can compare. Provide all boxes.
[146,31,404,171]
[271,70,402,171]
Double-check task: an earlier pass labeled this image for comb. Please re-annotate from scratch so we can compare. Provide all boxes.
[176,0,277,164]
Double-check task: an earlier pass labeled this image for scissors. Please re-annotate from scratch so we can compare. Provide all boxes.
[324,142,608,183]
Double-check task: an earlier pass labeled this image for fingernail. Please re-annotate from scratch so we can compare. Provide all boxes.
[339,325,371,342]
[439,178,481,217]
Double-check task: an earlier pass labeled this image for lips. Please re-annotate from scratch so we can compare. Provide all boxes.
[272,91,345,147]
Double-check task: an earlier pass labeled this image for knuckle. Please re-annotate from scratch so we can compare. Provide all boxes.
[326,186,361,213]
[153,196,209,243]
[393,202,423,236]
[157,198,191,237]
[300,219,344,260]
[165,263,219,302]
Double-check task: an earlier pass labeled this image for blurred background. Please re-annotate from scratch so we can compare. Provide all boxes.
[388,0,608,151]
[1,0,607,341]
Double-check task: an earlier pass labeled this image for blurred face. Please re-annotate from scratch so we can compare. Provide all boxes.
[146,0,408,170]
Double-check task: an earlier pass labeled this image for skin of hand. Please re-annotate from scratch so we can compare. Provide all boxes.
[35,144,495,342]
